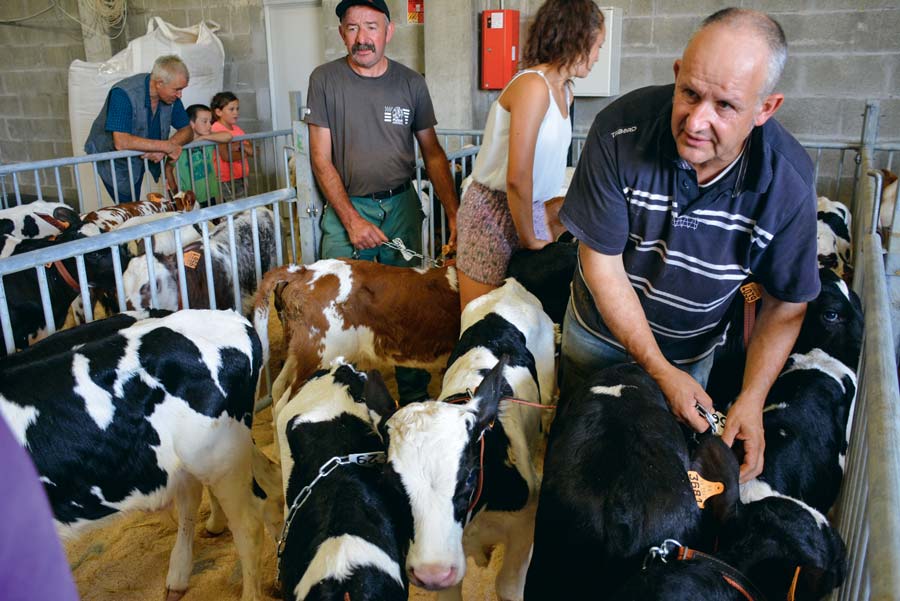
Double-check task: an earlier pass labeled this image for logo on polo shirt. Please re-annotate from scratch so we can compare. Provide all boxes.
[672,215,699,229]
[384,106,411,125]
[611,126,637,138]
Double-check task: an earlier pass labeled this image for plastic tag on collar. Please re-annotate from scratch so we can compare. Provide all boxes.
[347,451,386,466]
[688,470,725,509]
[740,282,761,303]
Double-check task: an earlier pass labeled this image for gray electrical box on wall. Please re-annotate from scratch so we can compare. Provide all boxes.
[572,6,622,97]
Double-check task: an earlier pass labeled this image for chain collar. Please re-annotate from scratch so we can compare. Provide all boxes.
[276,451,386,582]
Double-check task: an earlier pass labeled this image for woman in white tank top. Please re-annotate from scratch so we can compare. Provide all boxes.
[457,0,606,309]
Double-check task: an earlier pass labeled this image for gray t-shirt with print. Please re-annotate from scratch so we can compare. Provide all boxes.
[306,57,437,197]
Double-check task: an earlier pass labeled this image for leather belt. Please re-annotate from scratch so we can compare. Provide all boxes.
[367,180,411,199]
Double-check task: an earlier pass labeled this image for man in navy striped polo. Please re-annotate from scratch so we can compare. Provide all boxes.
[558,8,819,482]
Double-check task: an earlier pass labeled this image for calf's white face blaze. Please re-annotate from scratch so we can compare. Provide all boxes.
[386,400,476,587]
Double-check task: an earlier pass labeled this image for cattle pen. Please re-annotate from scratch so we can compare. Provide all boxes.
[1,107,899,599]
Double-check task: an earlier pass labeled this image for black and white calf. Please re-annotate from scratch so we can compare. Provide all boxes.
[744,268,863,513]
[617,495,846,601]
[378,279,555,601]
[1,215,125,355]
[0,200,74,258]
[122,207,276,315]
[276,362,409,601]
[0,310,278,601]
[505,233,577,325]
[526,364,739,599]
[816,196,852,277]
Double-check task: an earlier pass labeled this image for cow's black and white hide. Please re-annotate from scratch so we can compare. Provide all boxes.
[1,219,126,355]
[817,196,852,278]
[0,201,76,258]
[377,279,555,601]
[122,207,276,315]
[525,364,740,600]
[277,363,409,601]
[743,268,863,514]
[615,495,846,601]
[0,309,277,601]
[505,233,577,325]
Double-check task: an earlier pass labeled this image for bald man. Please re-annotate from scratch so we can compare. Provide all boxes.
[559,8,819,481]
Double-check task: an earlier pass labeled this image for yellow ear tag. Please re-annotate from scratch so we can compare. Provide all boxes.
[183,250,202,269]
[688,470,725,509]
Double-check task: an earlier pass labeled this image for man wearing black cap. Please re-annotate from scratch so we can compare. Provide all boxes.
[306,0,460,403]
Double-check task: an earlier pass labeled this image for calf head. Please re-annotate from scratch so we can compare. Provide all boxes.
[122,253,180,311]
[378,356,509,590]
[816,197,852,277]
[794,268,863,368]
[505,235,577,324]
[720,496,846,600]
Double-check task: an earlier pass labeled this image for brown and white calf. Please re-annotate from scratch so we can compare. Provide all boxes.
[79,191,197,235]
[0,309,280,601]
[253,259,461,417]
[369,279,555,601]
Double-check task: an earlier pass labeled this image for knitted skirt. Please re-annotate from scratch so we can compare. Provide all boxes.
[457,180,521,286]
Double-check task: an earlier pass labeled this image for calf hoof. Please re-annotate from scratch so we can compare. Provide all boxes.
[204,515,228,536]
[165,587,187,601]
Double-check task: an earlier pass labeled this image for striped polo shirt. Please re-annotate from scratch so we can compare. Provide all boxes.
[560,84,820,363]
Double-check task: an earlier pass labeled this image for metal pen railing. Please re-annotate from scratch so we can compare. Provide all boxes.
[0,130,292,212]
[830,164,900,601]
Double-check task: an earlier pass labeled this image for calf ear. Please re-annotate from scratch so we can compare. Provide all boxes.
[690,434,741,524]
[473,355,510,433]
[364,369,398,423]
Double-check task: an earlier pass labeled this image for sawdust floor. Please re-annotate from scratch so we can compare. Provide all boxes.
[65,404,511,601]
[64,302,516,601]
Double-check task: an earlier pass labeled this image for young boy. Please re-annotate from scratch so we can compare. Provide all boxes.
[165,104,232,206]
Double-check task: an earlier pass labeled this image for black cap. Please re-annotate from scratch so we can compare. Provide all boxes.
[336,0,391,21]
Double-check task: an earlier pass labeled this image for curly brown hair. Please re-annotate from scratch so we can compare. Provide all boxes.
[522,0,604,71]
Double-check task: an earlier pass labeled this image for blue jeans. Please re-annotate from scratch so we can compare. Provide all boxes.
[559,301,715,399]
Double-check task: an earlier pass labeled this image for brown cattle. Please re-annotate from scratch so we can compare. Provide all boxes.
[253,259,461,415]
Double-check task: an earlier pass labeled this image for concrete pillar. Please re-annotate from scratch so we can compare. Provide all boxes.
[424,0,479,134]
[77,0,113,62]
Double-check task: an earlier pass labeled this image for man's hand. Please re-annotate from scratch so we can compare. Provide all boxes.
[722,396,765,482]
[654,364,715,433]
[141,152,166,163]
[347,216,388,250]
[164,141,183,161]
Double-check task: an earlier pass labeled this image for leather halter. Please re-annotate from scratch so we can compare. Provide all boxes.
[52,260,80,292]
[442,391,555,520]
[674,545,802,601]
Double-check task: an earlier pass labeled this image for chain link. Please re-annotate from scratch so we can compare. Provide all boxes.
[276,451,385,582]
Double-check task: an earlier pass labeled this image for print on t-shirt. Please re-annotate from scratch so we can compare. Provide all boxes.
[384,106,411,125]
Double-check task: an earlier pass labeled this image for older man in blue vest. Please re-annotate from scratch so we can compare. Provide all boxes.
[85,55,194,203]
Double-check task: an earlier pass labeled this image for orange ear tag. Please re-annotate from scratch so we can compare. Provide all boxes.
[183,250,202,269]
[687,470,725,509]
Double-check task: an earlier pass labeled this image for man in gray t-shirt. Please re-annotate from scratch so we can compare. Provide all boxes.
[307,0,460,403]
[307,0,459,264]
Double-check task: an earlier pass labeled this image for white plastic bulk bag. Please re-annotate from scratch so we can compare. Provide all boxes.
[68,18,224,211]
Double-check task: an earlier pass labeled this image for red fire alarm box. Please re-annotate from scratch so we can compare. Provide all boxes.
[481,9,519,90]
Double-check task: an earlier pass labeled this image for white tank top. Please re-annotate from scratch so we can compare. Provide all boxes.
[470,69,573,205]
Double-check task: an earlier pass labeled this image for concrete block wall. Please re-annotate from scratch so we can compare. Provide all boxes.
[0,0,86,200]
[426,0,899,148]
